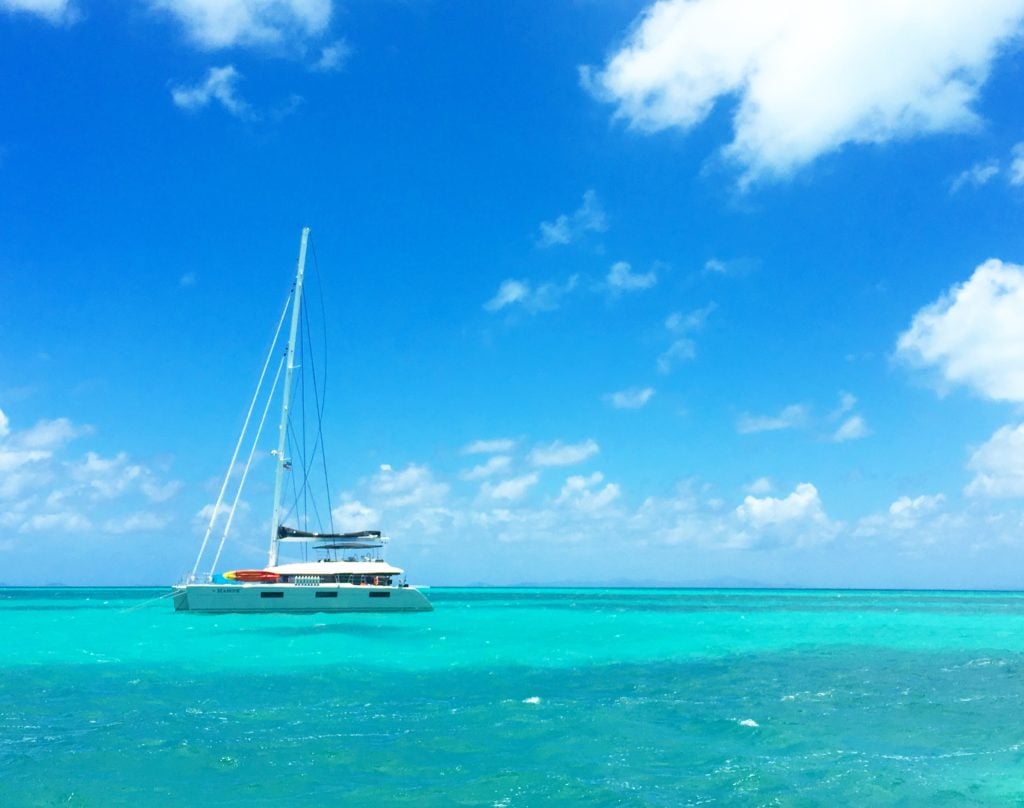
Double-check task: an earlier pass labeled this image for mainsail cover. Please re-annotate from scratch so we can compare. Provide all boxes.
[276,526,383,543]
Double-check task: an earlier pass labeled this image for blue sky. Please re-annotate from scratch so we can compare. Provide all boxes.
[3,0,1024,588]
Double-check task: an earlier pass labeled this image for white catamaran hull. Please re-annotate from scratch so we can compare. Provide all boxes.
[172,583,433,613]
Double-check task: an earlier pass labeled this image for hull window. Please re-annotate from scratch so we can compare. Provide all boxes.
[369,591,391,599]
[315,591,338,598]
[260,591,285,599]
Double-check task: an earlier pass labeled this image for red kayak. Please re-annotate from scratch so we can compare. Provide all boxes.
[223,570,281,583]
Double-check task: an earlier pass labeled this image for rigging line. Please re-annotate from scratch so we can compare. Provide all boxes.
[189,290,293,581]
[299,299,308,531]
[207,355,286,578]
[301,291,329,529]
[120,588,178,613]
[309,235,336,531]
[285,413,327,533]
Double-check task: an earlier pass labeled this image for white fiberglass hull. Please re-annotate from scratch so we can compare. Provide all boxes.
[172,583,432,613]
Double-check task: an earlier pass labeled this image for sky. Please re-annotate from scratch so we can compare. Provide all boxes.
[2,0,1024,588]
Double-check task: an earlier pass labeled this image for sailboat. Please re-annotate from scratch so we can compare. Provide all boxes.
[172,228,432,613]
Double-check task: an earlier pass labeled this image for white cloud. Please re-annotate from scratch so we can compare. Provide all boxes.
[150,0,332,50]
[745,477,773,495]
[17,417,90,449]
[658,304,714,373]
[854,492,948,538]
[657,339,695,374]
[529,439,599,467]
[482,472,539,501]
[737,404,807,434]
[897,259,1024,402]
[171,65,251,118]
[22,511,92,532]
[536,189,607,247]
[313,38,350,71]
[1011,142,1024,186]
[950,160,1000,193]
[484,279,528,310]
[103,512,171,533]
[888,493,946,528]
[735,482,838,545]
[462,438,516,455]
[72,451,178,502]
[0,0,76,23]
[331,499,380,530]
[556,472,621,513]
[607,261,657,291]
[966,423,1024,497]
[483,275,578,314]
[460,455,512,481]
[832,414,870,442]
[371,463,449,508]
[605,386,655,409]
[584,0,1024,186]
[831,391,857,419]
[666,304,715,334]
[0,408,9,439]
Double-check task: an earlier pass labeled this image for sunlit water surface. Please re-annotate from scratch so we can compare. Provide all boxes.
[2,587,1024,805]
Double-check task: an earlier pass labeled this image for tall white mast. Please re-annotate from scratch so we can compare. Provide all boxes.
[268,226,310,566]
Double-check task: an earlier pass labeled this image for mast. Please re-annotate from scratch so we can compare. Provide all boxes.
[268,227,310,566]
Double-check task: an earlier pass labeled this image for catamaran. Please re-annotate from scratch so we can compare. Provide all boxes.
[172,228,432,613]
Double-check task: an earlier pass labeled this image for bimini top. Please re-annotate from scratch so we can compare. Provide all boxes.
[276,525,387,548]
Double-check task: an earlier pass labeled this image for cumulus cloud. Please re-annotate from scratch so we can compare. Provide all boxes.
[529,439,599,467]
[657,339,695,373]
[584,0,1024,186]
[483,275,578,314]
[72,451,180,502]
[1011,142,1024,186]
[460,455,512,481]
[745,477,773,495]
[16,417,90,449]
[331,499,380,530]
[0,0,76,23]
[735,482,838,545]
[481,472,539,501]
[854,492,947,537]
[555,472,621,513]
[149,0,332,50]
[171,65,251,117]
[830,391,857,419]
[312,38,350,71]
[607,261,657,292]
[103,512,171,533]
[658,304,714,373]
[950,160,1000,193]
[371,463,449,509]
[897,259,1024,402]
[965,423,1024,497]
[462,438,516,455]
[888,493,946,528]
[605,386,655,409]
[0,413,178,536]
[536,189,607,247]
[832,414,870,442]
[737,404,808,434]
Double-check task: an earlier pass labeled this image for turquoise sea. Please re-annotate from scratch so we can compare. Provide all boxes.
[3,588,1024,806]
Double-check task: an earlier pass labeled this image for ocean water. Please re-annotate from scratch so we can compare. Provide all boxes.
[2,588,1024,806]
